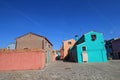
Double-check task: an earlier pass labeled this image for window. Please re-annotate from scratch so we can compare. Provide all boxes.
[24,48,28,50]
[48,45,51,48]
[68,41,72,45]
[82,46,86,51]
[91,34,96,41]
[45,41,47,46]
[42,40,44,49]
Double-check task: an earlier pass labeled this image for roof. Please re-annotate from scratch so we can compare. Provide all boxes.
[112,38,120,43]
[16,32,53,46]
[84,31,103,35]
[114,37,120,40]
[63,39,75,42]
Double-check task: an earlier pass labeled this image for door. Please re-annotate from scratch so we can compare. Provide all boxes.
[118,52,120,59]
[46,50,51,63]
[82,46,88,62]
[82,51,88,62]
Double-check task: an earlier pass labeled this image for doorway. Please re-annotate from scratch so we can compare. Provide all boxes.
[82,46,88,62]
[118,52,120,59]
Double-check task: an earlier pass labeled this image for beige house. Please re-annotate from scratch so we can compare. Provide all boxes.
[15,32,53,63]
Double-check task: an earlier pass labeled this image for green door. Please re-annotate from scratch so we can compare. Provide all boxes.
[46,50,51,63]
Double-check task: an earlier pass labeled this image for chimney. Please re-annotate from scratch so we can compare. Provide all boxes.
[75,35,79,41]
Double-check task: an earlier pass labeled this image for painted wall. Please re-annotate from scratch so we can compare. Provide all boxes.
[46,50,51,63]
[51,51,57,62]
[0,51,45,71]
[112,39,120,59]
[16,33,44,50]
[45,43,53,63]
[62,39,76,59]
[60,48,64,60]
[68,46,78,62]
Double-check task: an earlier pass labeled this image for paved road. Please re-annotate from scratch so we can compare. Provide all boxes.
[0,60,120,80]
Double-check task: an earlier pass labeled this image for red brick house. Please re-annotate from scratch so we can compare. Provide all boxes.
[15,32,53,63]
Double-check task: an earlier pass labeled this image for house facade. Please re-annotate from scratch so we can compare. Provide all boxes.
[112,38,120,59]
[52,50,60,60]
[68,31,107,63]
[105,39,114,59]
[60,39,76,60]
[15,32,53,63]
[7,43,15,50]
[60,47,64,60]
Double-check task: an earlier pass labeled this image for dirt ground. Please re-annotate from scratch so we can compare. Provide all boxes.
[0,60,120,80]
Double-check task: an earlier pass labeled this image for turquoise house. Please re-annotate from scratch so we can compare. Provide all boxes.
[68,31,107,63]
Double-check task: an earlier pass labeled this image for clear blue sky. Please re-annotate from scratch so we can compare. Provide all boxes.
[0,0,120,49]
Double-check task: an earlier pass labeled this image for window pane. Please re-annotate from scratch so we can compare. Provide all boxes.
[91,34,96,41]
[82,46,86,51]
[68,41,71,45]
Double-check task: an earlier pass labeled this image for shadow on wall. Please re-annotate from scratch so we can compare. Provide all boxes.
[63,52,76,63]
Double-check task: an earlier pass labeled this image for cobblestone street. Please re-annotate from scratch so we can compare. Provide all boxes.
[0,60,120,80]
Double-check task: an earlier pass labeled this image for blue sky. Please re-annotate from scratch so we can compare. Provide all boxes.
[0,0,120,49]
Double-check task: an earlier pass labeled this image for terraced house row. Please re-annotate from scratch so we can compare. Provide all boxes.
[0,31,120,71]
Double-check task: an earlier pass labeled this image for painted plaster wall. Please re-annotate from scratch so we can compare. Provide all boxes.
[112,39,120,59]
[0,51,45,71]
[63,39,76,58]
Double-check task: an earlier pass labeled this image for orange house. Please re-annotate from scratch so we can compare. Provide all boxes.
[60,39,76,60]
